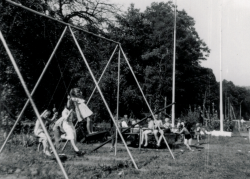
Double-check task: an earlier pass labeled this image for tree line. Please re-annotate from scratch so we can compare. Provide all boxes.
[0,0,249,123]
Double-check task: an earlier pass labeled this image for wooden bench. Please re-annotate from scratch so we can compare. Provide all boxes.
[145,131,177,147]
[119,128,177,149]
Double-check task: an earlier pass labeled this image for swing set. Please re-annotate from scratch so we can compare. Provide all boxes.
[0,0,176,178]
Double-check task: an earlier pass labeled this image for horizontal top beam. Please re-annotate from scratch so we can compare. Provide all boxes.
[5,0,119,44]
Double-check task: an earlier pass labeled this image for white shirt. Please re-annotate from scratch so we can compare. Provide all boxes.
[148,120,154,130]
[154,120,163,128]
[164,122,172,128]
[121,121,128,128]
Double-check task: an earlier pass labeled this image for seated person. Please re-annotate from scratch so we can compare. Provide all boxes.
[121,114,129,127]
[141,117,154,147]
[53,107,71,149]
[131,118,136,126]
[176,118,185,141]
[153,114,165,147]
[34,110,56,156]
[163,118,172,133]
[130,118,140,133]
[121,119,128,128]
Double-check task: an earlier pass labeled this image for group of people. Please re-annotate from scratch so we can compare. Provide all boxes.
[110,113,206,152]
[34,88,94,156]
[140,115,210,151]
[34,88,211,156]
[140,114,172,148]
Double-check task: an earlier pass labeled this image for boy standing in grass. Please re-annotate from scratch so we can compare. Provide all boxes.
[195,123,201,145]
[177,124,194,151]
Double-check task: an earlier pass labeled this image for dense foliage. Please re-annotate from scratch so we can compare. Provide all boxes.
[0,0,249,125]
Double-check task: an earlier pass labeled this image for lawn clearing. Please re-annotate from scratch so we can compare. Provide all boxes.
[0,131,250,179]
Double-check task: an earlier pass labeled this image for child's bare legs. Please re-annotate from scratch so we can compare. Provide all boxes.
[156,130,164,146]
[70,139,79,152]
[42,139,49,152]
[140,131,145,145]
[188,138,192,145]
[197,134,200,143]
[153,130,159,143]
[144,130,152,146]
[86,117,93,134]
[53,127,61,149]
[38,133,51,156]
[184,138,193,151]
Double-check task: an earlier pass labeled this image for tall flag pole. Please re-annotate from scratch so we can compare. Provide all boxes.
[219,2,224,132]
[171,0,177,127]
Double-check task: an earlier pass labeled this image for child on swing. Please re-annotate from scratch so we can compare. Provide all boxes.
[69,88,94,134]
[34,110,56,156]
[53,98,85,156]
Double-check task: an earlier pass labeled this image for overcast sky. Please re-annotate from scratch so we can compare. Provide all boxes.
[110,0,250,87]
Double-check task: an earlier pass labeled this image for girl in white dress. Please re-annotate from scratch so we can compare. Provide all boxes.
[34,110,56,156]
[53,99,84,156]
[69,88,94,134]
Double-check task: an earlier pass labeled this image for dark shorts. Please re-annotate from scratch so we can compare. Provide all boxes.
[184,134,192,140]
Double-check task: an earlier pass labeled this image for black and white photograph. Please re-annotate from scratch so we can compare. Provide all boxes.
[0,0,250,178]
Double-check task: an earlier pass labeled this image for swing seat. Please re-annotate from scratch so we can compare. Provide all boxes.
[84,131,109,143]
[75,120,109,143]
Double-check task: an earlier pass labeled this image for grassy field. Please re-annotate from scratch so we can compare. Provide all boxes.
[0,131,250,179]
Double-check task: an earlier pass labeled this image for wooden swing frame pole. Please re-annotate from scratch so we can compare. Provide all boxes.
[61,45,118,152]
[69,27,138,169]
[0,27,68,154]
[0,30,69,179]
[115,49,121,156]
[171,0,177,127]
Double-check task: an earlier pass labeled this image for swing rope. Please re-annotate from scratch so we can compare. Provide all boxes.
[55,57,69,94]
[46,27,73,110]
[58,58,82,110]
[46,58,70,108]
